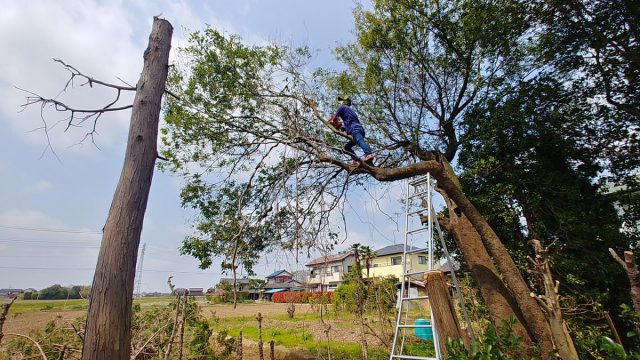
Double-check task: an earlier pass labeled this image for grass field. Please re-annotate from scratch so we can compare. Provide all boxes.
[1,298,436,359]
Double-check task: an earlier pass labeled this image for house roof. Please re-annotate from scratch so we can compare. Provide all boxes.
[374,244,423,257]
[264,279,303,289]
[265,270,292,279]
[439,259,460,273]
[306,251,353,266]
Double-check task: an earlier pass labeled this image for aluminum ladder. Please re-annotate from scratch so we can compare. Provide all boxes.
[389,173,474,360]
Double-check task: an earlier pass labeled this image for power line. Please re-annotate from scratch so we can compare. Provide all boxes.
[0,265,220,275]
[0,224,102,235]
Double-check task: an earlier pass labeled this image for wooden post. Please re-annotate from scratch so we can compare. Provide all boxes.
[81,17,173,360]
[269,340,275,360]
[604,311,623,345]
[257,313,264,360]
[236,330,243,360]
[424,271,463,358]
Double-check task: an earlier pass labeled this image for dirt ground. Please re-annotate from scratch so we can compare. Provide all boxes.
[3,309,86,335]
[1,301,378,359]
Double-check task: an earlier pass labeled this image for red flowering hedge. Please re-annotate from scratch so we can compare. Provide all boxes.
[271,291,333,303]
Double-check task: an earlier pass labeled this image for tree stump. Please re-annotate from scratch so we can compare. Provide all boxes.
[424,271,464,357]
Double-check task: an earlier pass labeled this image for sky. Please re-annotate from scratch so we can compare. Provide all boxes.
[0,0,417,292]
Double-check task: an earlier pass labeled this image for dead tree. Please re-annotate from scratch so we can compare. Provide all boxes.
[610,248,640,333]
[529,240,579,360]
[178,289,189,360]
[352,244,369,360]
[79,18,173,360]
[20,17,173,360]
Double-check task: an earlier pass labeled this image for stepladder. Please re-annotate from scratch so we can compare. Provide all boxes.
[389,174,474,360]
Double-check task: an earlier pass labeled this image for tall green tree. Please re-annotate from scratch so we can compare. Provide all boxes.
[161,0,556,351]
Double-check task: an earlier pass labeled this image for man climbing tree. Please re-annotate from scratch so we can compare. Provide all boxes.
[330,96,374,165]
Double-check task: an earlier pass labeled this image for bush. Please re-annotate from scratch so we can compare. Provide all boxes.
[447,317,537,360]
[272,291,333,303]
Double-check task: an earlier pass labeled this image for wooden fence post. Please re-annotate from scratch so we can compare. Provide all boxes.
[257,313,264,360]
[236,330,243,360]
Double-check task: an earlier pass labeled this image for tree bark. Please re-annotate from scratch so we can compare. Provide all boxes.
[429,160,554,355]
[424,271,463,358]
[439,191,532,342]
[609,249,640,333]
[81,17,173,360]
[530,240,579,360]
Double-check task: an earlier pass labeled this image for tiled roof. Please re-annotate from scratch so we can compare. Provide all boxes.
[306,251,353,266]
[374,244,422,257]
[219,278,255,284]
[266,269,291,278]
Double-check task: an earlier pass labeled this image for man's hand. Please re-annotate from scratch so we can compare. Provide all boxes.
[330,114,343,131]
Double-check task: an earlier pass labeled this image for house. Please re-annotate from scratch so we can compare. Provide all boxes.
[262,270,304,300]
[366,244,431,279]
[306,251,355,292]
[217,278,262,300]
[0,288,23,298]
[188,288,205,297]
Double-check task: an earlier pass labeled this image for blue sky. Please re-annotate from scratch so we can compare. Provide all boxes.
[0,0,413,292]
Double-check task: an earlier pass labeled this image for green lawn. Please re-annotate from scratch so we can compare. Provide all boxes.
[211,312,390,360]
[7,297,174,315]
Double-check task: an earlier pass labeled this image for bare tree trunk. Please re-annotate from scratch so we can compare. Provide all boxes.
[164,293,183,360]
[81,17,173,360]
[178,293,188,360]
[439,191,532,342]
[610,248,640,333]
[529,240,579,360]
[353,246,369,360]
[424,271,464,358]
[431,160,554,355]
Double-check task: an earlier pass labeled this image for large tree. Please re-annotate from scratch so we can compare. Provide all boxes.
[161,0,555,351]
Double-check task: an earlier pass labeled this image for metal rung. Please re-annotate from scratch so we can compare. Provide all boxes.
[408,190,429,199]
[408,208,428,216]
[391,356,437,360]
[409,176,430,186]
[407,247,428,254]
[397,324,433,329]
[402,295,430,301]
[407,227,428,235]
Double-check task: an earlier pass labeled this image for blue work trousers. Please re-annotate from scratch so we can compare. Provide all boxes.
[344,128,372,156]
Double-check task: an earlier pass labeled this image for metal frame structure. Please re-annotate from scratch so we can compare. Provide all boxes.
[389,174,474,360]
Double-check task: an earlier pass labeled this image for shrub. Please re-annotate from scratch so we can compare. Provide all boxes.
[272,291,333,303]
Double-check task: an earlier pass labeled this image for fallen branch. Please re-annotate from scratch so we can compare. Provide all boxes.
[4,333,47,360]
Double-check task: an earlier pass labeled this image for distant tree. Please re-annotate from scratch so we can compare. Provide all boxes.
[39,284,68,300]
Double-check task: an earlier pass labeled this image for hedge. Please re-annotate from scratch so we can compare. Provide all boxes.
[271,291,333,303]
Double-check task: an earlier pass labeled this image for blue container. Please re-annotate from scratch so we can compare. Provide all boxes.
[414,318,433,340]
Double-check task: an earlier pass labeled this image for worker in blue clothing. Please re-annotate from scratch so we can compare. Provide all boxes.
[330,96,374,165]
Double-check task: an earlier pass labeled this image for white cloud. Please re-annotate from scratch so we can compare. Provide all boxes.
[26,180,53,193]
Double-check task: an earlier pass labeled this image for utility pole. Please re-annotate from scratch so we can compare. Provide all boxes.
[135,243,146,298]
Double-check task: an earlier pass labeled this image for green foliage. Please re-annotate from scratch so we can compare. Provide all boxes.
[447,317,538,360]
[599,337,640,360]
